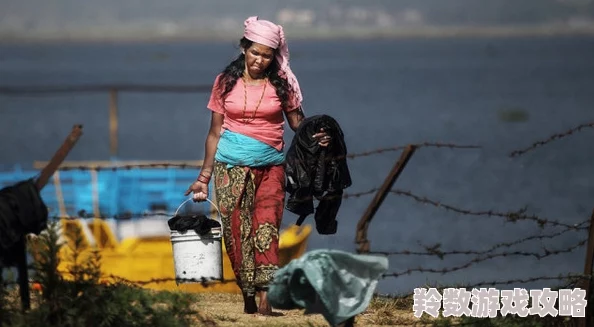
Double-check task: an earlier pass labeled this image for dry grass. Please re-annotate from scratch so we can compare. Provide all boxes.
[4,287,438,327]
[189,293,328,327]
[10,288,574,326]
[188,292,441,327]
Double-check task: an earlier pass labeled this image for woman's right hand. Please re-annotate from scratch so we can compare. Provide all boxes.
[184,181,209,202]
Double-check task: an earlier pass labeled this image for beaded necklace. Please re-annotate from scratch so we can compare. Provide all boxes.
[241,77,267,123]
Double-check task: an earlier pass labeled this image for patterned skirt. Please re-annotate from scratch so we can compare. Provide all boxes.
[213,160,285,296]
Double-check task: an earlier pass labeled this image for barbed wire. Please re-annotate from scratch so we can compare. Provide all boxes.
[369,218,590,257]
[18,142,481,173]
[44,186,582,232]
[101,275,238,287]
[0,276,238,288]
[374,273,590,300]
[1,274,238,288]
[0,84,213,95]
[3,266,588,326]
[461,273,590,290]
[381,238,586,278]
[43,187,379,219]
[3,124,593,324]
[371,272,590,327]
[7,271,586,296]
[15,270,588,295]
[344,142,481,159]
[509,121,594,157]
[390,189,583,230]
[51,163,203,171]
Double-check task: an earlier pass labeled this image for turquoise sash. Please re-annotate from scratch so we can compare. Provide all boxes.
[214,130,284,167]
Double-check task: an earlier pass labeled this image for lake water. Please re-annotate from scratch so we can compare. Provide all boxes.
[1,35,594,295]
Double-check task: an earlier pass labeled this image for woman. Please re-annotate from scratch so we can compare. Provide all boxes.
[185,16,330,315]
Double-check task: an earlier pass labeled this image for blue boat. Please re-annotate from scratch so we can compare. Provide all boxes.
[3,161,313,294]
[0,161,214,239]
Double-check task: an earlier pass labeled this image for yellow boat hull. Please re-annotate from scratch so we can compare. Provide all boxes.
[35,218,311,293]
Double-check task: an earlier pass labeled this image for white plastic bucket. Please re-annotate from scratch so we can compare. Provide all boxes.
[170,198,223,284]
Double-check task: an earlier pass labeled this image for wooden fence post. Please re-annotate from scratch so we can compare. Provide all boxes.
[109,89,118,158]
[36,125,84,190]
[17,124,83,312]
[16,237,29,312]
[355,145,417,253]
[578,209,594,327]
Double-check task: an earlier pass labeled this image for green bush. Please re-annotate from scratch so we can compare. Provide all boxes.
[1,221,199,327]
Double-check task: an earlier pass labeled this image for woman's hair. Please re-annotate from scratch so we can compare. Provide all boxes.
[216,37,292,111]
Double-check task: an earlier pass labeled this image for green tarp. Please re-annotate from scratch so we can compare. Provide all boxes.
[268,249,389,326]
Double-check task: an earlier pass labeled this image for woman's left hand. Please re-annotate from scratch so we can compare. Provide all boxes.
[313,128,331,147]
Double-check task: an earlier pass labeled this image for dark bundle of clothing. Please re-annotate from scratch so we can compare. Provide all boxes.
[285,114,352,235]
[0,179,49,266]
[168,214,221,235]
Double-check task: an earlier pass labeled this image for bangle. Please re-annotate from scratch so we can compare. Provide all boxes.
[197,174,210,184]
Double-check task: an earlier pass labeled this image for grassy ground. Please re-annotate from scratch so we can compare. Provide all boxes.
[3,285,586,326]
[12,222,440,327]
[188,290,584,327]
[189,292,433,327]
[1,287,438,327]
[6,223,584,326]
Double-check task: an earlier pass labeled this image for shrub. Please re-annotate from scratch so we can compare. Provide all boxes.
[2,220,199,327]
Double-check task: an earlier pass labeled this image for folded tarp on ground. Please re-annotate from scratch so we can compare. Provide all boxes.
[268,249,389,326]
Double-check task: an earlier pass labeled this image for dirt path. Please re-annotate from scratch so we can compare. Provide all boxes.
[190,293,430,327]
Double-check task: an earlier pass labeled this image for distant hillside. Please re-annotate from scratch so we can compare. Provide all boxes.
[1,0,593,41]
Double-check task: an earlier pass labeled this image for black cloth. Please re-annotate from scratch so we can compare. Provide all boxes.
[168,214,221,235]
[285,115,352,234]
[0,179,49,266]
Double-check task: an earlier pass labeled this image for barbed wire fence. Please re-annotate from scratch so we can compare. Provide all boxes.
[352,121,594,326]
[1,118,593,326]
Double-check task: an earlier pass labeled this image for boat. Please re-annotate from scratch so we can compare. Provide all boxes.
[1,160,311,293]
[52,216,311,293]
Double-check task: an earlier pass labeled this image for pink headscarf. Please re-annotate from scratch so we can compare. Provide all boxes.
[243,16,303,107]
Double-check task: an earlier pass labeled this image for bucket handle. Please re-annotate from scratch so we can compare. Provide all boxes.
[174,198,221,224]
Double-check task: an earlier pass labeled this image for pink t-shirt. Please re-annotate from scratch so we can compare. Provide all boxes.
[206,74,299,151]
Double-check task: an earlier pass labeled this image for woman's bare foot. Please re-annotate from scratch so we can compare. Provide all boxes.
[243,293,258,314]
[257,291,273,316]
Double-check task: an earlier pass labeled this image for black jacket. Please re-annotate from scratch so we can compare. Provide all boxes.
[168,214,221,235]
[285,115,352,234]
[0,179,48,266]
